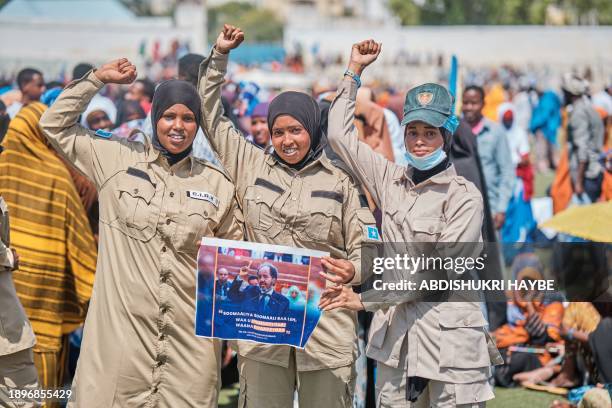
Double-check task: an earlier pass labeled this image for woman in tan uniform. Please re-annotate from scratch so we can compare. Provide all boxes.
[320,41,502,407]
[39,59,243,407]
[198,25,379,408]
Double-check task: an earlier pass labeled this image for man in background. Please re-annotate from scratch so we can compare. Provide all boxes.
[463,85,515,230]
[7,68,46,118]
[563,73,605,202]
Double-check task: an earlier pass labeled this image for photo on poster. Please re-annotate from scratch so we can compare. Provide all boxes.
[195,238,328,348]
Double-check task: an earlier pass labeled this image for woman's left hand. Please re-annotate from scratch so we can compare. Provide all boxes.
[348,39,381,75]
[318,285,364,311]
[320,257,355,285]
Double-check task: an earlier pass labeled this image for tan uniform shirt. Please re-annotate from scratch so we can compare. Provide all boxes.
[327,79,503,384]
[39,72,244,408]
[199,49,378,371]
[0,196,36,356]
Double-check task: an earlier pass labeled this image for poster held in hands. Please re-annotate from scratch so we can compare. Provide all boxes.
[195,238,328,348]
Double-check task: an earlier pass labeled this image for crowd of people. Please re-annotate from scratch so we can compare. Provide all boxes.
[0,21,611,408]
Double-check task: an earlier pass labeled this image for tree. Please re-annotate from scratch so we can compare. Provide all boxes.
[208,1,283,43]
[388,0,611,25]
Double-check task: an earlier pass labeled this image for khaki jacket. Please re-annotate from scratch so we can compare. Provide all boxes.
[327,79,503,384]
[199,49,379,371]
[0,196,36,356]
[39,72,244,408]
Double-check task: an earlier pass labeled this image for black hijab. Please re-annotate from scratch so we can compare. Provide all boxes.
[151,79,201,166]
[267,91,323,170]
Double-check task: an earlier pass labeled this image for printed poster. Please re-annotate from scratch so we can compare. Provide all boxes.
[195,238,328,348]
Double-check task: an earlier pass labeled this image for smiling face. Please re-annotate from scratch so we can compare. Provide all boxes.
[404,121,444,156]
[270,115,311,164]
[155,103,198,154]
[461,89,484,126]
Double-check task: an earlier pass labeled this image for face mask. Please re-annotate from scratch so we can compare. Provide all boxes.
[404,146,447,171]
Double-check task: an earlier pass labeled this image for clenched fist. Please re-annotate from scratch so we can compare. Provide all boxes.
[215,24,245,54]
[94,58,137,85]
[348,39,381,76]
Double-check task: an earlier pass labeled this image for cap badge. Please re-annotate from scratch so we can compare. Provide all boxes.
[417,92,434,106]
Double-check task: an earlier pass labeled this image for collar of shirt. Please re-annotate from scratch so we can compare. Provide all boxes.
[260,287,274,297]
[394,163,457,187]
[152,149,201,176]
[264,149,336,174]
[471,117,487,136]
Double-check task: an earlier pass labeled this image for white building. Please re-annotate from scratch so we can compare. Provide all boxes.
[0,0,207,78]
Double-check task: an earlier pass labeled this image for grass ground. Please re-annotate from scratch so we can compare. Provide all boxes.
[490,387,568,408]
[219,385,569,407]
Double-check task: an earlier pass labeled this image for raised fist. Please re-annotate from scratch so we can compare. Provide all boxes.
[94,58,137,85]
[348,39,381,75]
[215,24,245,54]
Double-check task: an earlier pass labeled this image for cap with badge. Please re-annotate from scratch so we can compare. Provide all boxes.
[401,83,459,134]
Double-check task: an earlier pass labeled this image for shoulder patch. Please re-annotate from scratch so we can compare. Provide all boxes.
[364,225,381,241]
[94,129,113,139]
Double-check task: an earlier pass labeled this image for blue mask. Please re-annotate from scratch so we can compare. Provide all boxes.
[404,146,447,171]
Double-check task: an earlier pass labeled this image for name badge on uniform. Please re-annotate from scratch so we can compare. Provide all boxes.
[187,190,219,208]
[365,225,381,241]
[94,129,113,139]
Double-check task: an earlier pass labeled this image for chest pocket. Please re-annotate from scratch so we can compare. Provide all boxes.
[410,217,444,243]
[244,185,282,232]
[110,174,158,241]
[303,190,343,242]
[176,196,221,254]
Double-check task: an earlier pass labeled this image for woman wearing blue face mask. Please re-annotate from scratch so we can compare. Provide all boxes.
[322,40,503,407]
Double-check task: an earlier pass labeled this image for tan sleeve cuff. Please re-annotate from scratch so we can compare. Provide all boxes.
[338,78,359,101]
[209,47,229,73]
[65,70,105,92]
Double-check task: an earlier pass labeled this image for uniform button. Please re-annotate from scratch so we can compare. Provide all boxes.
[161,246,167,252]
[463,318,469,326]
[166,219,171,225]
[292,197,296,201]
[169,192,174,197]
[256,195,261,200]
[203,211,208,217]
[133,188,139,194]
[428,226,434,233]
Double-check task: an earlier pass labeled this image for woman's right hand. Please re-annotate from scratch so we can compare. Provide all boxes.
[215,24,245,54]
[94,58,137,84]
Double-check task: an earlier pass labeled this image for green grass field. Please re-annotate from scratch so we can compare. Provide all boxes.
[491,387,568,408]
[219,385,569,407]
